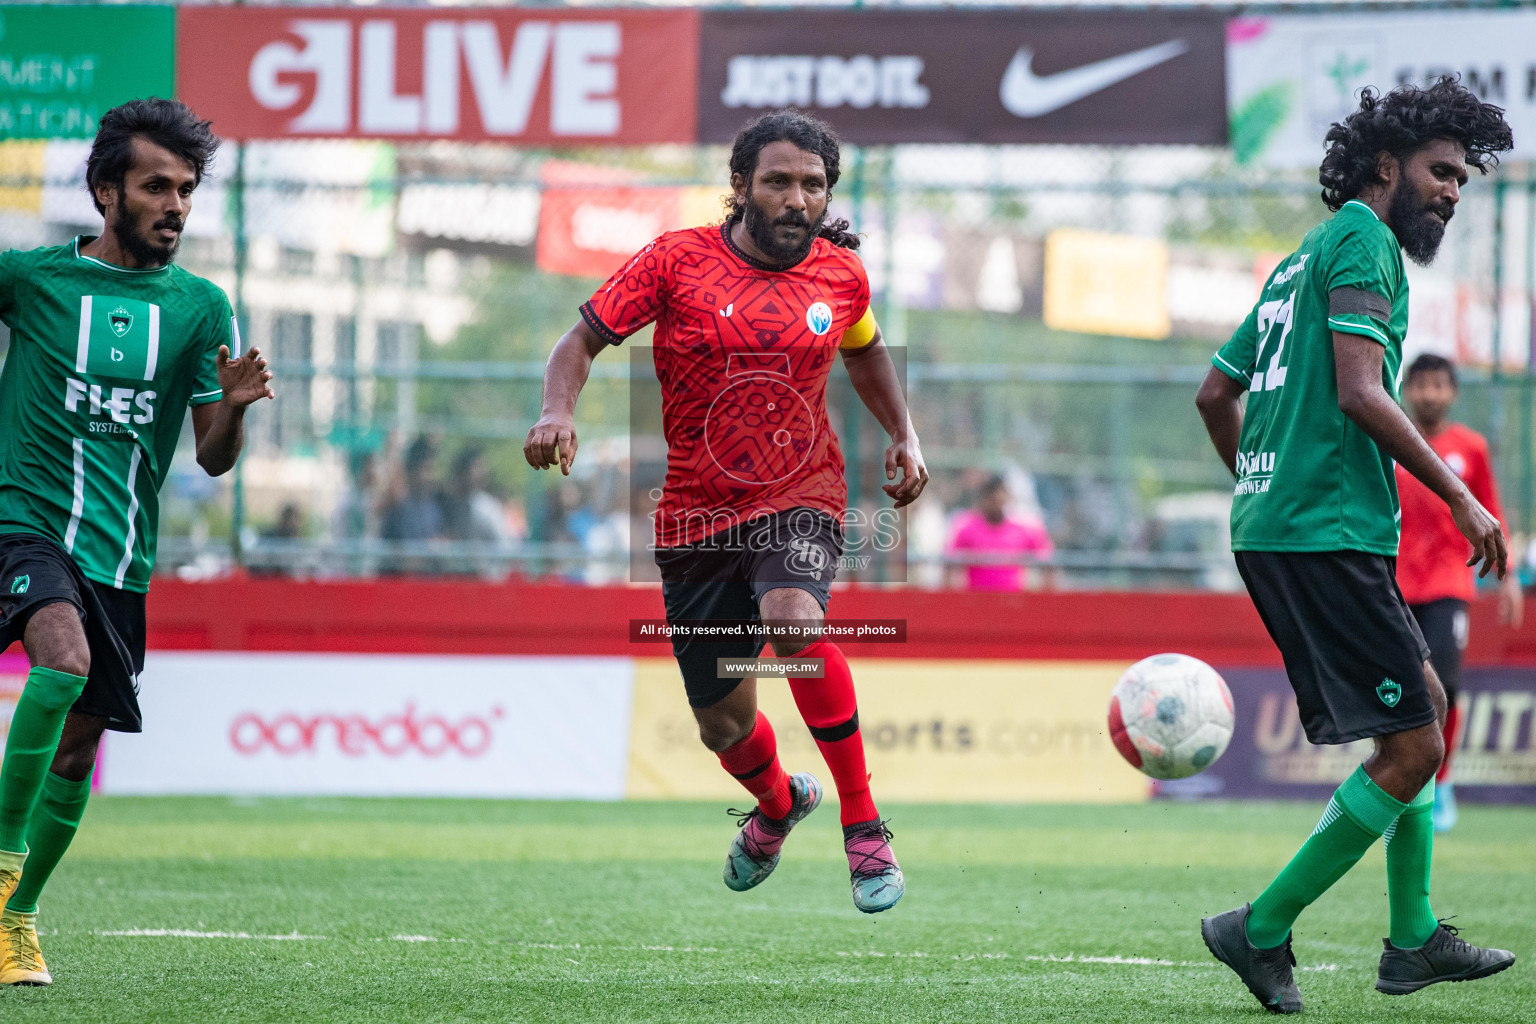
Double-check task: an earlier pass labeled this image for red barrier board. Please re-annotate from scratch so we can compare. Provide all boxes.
[142,578,1536,666]
[176,6,698,143]
[534,160,682,279]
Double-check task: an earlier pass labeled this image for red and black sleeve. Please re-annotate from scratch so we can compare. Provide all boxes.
[580,234,676,346]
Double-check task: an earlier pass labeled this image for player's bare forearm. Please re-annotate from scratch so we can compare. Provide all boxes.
[842,335,912,440]
[192,344,274,477]
[526,320,607,474]
[192,400,246,477]
[842,334,928,506]
[1195,367,1245,477]
[541,323,605,420]
[1334,334,1465,504]
[1334,331,1506,576]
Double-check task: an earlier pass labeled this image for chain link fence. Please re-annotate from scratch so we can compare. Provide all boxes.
[2,136,1532,590]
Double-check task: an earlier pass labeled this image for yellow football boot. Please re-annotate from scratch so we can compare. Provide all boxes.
[0,849,22,911]
[0,908,51,986]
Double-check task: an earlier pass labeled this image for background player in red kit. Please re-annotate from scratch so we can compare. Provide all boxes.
[1396,353,1524,830]
[525,111,927,913]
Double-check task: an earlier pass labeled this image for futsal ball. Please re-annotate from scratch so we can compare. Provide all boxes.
[1107,653,1234,780]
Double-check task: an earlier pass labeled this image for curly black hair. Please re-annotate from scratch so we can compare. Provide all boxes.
[1319,76,1513,212]
[724,109,860,250]
[87,97,220,215]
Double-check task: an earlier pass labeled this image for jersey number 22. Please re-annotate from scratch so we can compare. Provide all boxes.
[1251,293,1294,393]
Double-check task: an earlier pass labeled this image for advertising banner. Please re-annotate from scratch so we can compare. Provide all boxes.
[176,7,698,143]
[699,10,1226,145]
[1161,667,1536,804]
[1043,229,1171,340]
[626,658,1150,804]
[99,653,635,798]
[0,4,175,139]
[535,160,681,279]
[0,652,24,762]
[1229,11,1536,166]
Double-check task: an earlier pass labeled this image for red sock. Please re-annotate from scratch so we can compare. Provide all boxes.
[1437,702,1462,783]
[788,640,879,826]
[716,711,793,819]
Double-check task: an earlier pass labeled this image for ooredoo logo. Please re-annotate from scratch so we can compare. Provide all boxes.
[230,703,503,758]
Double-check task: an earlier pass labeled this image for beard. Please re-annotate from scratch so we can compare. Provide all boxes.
[1389,180,1452,267]
[741,188,825,264]
[111,202,182,268]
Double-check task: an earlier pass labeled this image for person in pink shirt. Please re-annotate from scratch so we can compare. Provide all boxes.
[946,475,1055,590]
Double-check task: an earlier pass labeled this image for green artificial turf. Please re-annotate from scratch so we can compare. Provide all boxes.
[0,798,1529,1023]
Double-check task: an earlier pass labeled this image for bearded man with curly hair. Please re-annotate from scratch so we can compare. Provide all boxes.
[1194,76,1516,1013]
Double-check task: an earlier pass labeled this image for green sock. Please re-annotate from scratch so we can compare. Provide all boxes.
[1246,765,1409,949]
[0,667,88,853]
[5,771,90,914]
[1384,780,1438,948]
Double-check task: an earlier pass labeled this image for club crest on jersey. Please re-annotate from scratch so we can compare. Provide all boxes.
[109,307,134,338]
[9,574,28,595]
[1377,678,1402,708]
[806,302,833,336]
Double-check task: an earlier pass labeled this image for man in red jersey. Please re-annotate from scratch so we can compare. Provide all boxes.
[525,111,926,913]
[1396,353,1523,830]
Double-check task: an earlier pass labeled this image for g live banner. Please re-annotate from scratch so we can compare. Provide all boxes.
[1229,10,1536,166]
[175,7,697,143]
[699,10,1226,145]
[98,653,635,798]
[1159,668,1536,805]
[0,4,174,139]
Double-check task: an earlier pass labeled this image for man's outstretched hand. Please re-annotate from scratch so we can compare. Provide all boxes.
[217,345,275,406]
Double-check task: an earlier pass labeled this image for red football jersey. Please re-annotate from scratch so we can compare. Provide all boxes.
[581,224,873,547]
[1395,422,1505,604]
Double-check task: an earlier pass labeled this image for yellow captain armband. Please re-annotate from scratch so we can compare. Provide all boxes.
[838,308,879,350]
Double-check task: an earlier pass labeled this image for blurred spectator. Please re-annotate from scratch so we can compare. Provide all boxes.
[441,446,506,545]
[501,496,529,544]
[265,503,305,540]
[947,474,1055,591]
[380,436,444,574]
[441,446,512,578]
[334,450,381,543]
[249,502,308,578]
[382,436,445,543]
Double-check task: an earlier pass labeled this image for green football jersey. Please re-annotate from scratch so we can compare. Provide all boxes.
[0,237,232,592]
[1212,200,1409,555]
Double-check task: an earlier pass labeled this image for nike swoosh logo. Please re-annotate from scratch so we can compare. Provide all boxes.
[1000,38,1190,118]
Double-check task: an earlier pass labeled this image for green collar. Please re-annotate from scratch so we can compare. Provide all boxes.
[1341,199,1382,222]
[73,236,172,276]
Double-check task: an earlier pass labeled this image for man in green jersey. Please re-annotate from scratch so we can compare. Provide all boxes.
[1195,78,1515,1013]
[0,99,273,985]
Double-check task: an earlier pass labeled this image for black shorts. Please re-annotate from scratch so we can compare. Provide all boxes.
[0,533,145,733]
[655,508,842,709]
[1236,550,1436,745]
[1410,597,1468,701]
